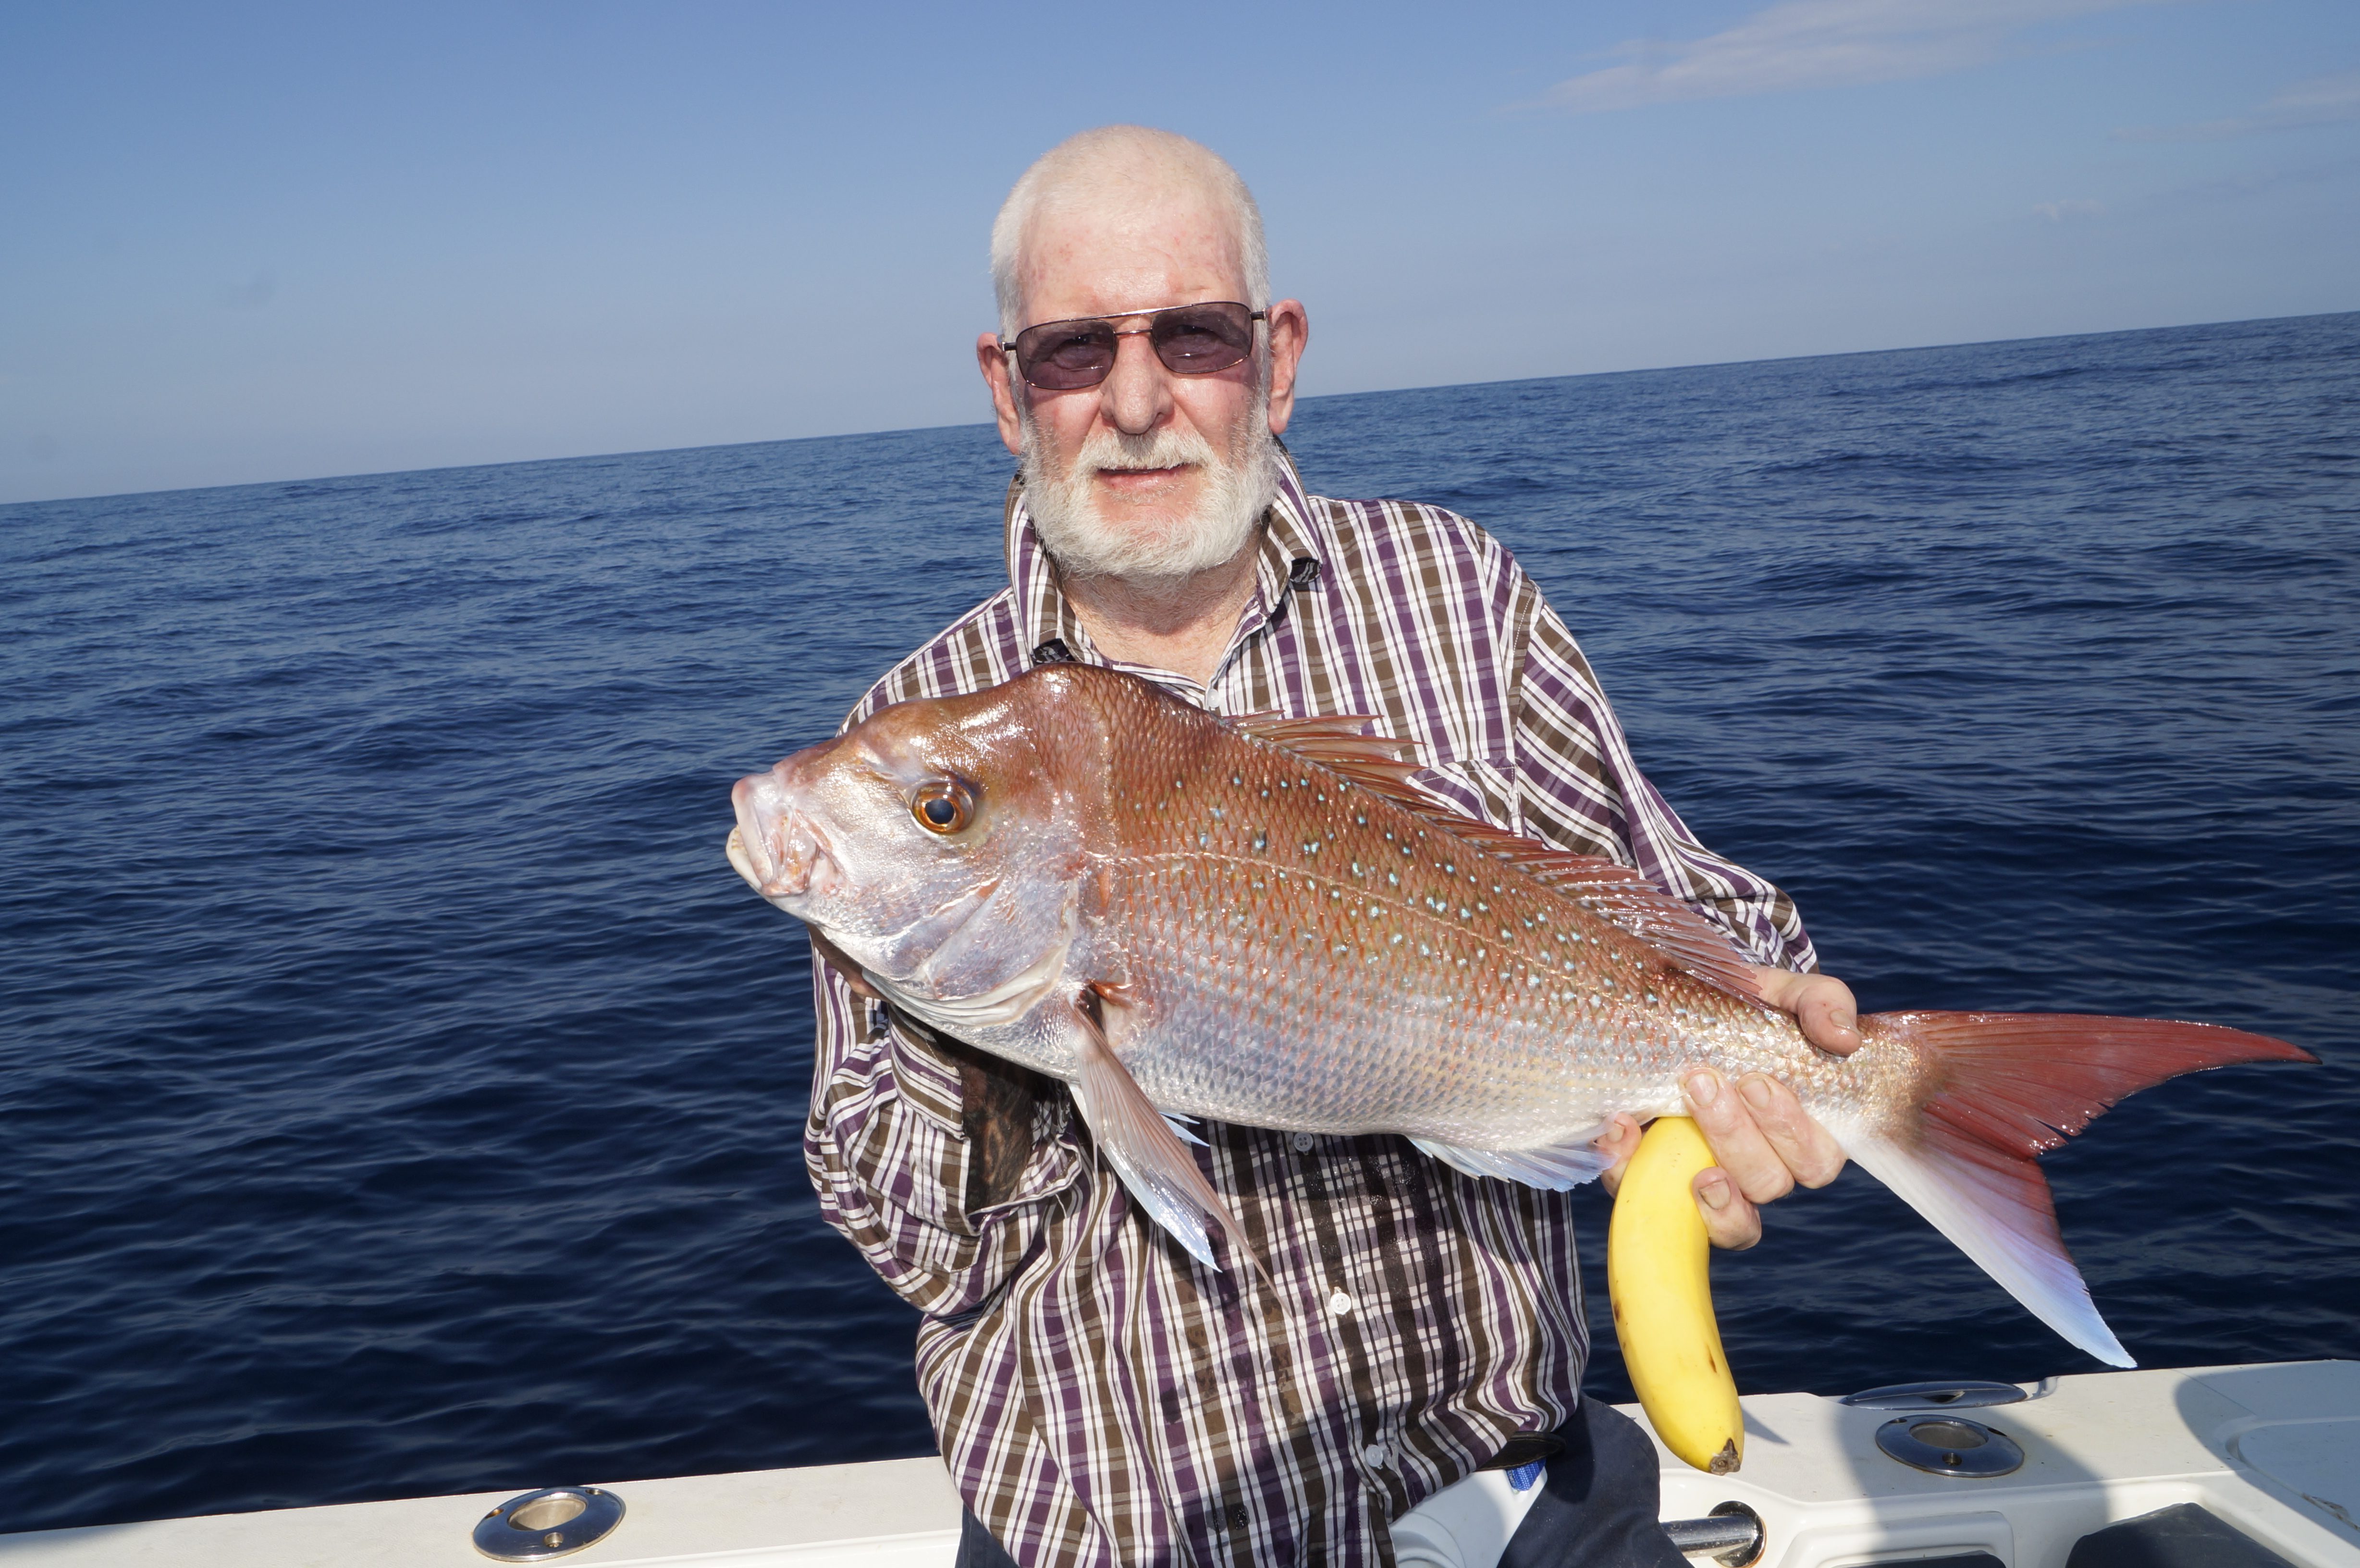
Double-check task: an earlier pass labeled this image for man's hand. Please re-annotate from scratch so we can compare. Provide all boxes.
[807,924,881,1002]
[1748,965,1862,1054]
[1592,966,1859,1249]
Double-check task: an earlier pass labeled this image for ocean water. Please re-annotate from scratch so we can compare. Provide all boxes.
[2,311,2355,1534]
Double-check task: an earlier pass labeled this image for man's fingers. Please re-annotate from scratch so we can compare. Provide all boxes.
[1592,1112,1643,1197]
[1734,1073,1847,1188]
[807,925,881,1001]
[1794,979,1863,1055]
[1747,966,1864,1056]
[1693,1165,1761,1250]
[1682,1068,1794,1204]
[1593,1107,1764,1248]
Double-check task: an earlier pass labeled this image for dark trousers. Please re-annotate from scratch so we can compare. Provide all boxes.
[956,1398,1684,1568]
[1499,1399,1685,1568]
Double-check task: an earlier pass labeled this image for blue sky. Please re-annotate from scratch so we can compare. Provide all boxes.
[2,0,2354,504]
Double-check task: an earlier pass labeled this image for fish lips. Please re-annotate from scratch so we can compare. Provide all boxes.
[728,767,832,908]
[725,791,1022,1009]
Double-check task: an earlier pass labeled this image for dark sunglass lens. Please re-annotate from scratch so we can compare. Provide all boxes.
[1017,322,1116,389]
[1153,305,1253,374]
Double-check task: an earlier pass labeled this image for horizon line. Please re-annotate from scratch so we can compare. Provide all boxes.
[8,306,2353,512]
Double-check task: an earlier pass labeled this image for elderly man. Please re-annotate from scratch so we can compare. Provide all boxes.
[805,126,1860,1568]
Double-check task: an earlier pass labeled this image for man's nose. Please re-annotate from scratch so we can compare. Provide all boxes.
[1098,329,1170,436]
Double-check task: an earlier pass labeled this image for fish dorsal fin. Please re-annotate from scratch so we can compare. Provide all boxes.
[1223,709,1763,1002]
[1224,710,1424,791]
[1225,710,1401,749]
[1500,850,1767,1001]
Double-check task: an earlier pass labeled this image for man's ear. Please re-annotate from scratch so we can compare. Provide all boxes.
[977,333,1025,456]
[1262,300,1309,437]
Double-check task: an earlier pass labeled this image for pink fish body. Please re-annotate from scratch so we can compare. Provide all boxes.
[730,664,2311,1363]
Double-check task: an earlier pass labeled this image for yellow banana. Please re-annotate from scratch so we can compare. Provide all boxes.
[1608,1115,1743,1474]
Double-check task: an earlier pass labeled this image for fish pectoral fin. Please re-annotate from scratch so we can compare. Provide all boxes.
[1410,1130,1616,1190]
[1064,994,1266,1282]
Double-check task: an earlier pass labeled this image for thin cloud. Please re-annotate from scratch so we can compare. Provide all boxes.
[2033,197,2106,220]
[216,271,278,310]
[1536,0,2163,115]
[2114,69,2360,140]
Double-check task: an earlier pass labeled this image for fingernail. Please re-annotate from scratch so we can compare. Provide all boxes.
[1684,1070,1720,1107]
[1698,1172,1731,1211]
[1835,1009,1857,1031]
[1740,1075,1775,1111]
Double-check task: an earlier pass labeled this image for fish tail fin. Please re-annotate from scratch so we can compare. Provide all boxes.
[1841,1010,2313,1369]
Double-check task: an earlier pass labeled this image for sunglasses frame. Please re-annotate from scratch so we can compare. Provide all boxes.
[1000,301,1268,391]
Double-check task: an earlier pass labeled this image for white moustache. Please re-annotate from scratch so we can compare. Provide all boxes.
[1075,425,1218,477]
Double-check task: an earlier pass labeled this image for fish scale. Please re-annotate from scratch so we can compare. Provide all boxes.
[1094,700,1877,1148]
[730,661,2312,1364]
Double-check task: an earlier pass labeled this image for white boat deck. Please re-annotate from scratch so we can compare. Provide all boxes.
[2,1361,2352,1568]
[1661,1360,2359,1568]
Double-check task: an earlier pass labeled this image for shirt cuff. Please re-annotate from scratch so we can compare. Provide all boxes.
[877,1006,969,1136]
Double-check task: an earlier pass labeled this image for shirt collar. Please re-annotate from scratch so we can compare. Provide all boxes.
[1005,443,1328,674]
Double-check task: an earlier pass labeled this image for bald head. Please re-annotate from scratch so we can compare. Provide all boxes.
[990,126,1268,337]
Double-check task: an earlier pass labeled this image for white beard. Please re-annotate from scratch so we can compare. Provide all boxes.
[1020,395,1277,584]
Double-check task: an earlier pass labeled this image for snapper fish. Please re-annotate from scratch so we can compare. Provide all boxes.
[727,663,2311,1364]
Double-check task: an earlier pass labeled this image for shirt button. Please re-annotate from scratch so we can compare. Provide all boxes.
[1328,1289,1354,1316]
[1361,1443,1388,1470]
[1292,1132,1316,1152]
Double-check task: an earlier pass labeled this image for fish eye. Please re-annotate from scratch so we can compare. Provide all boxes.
[910,777,976,835]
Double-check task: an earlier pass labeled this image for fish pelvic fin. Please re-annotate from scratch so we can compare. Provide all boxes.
[1410,1130,1616,1189]
[1223,710,1761,998]
[1163,1114,1208,1146]
[1845,1010,2315,1369]
[1066,989,1267,1284]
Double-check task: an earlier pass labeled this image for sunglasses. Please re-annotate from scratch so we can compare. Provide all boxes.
[1001,301,1266,391]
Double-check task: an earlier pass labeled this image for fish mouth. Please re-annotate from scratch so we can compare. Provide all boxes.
[728,766,831,906]
[723,826,764,890]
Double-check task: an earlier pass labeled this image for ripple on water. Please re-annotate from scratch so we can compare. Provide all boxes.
[1,313,2355,1531]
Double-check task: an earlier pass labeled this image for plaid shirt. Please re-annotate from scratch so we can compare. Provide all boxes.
[805,452,1816,1567]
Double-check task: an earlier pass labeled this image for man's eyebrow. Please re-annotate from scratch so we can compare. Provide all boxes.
[1027,299,1237,325]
